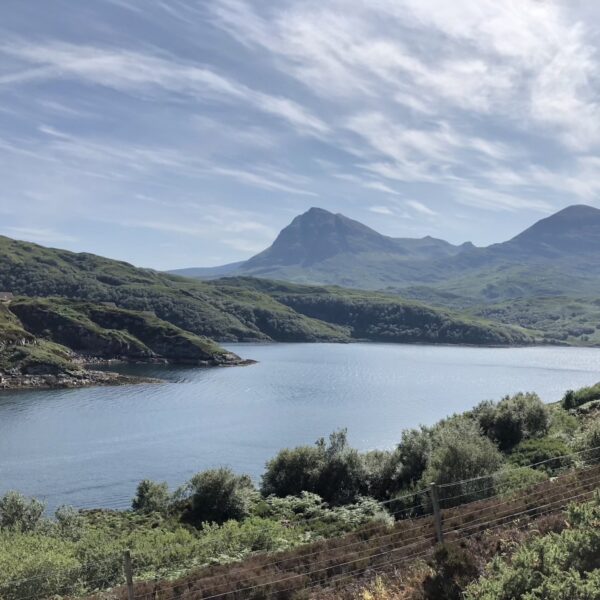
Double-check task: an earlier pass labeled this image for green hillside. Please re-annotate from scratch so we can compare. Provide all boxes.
[0,297,246,386]
[213,277,535,345]
[0,235,532,347]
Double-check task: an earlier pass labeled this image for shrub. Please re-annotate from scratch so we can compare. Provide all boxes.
[362,449,404,500]
[422,544,479,600]
[494,466,548,496]
[420,418,505,506]
[185,468,255,526]
[132,479,170,514]
[396,426,433,486]
[54,505,85,541]
[474,393,550,452]
[315,430,367,505]
[0,491,45,532]
[465,496,600,599]
[562,382,600,410]
[261,446,324,498]
[261,430,367,505]
[577,421,600,463]
[509,438,573,473]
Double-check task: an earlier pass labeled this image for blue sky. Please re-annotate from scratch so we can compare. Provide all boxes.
[2,0,600,269]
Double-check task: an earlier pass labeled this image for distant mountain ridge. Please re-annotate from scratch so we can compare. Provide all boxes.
[170,204,600,299]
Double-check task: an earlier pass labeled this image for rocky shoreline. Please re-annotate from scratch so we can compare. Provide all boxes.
[0,354,257,391]
[0,369,162,391]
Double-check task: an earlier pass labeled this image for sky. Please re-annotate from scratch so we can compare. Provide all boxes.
[2,0,600,269]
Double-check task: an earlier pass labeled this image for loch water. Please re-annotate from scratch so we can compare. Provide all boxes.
[2,343,600,512]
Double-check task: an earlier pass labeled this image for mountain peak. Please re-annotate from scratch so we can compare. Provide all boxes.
[508,204,600,254]
[244,207,396,269]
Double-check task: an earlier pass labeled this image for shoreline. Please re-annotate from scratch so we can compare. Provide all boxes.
[0,355,257,391]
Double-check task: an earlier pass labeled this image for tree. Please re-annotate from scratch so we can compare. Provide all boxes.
[132,479,170,514]
[186,468,255,525]
[396,425,433,486]
[261,430,368,505]
[474,393,550,452]
[420,418,505,506]
[0,491,45,532]
[261,445,324,499]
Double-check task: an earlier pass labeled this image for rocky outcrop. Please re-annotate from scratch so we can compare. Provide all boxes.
[0,368,159,390]
[0,298,252,390]
[8,298,247,366]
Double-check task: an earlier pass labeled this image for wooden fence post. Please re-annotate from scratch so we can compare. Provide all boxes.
[123,550,134,600]
[430,482,444,544]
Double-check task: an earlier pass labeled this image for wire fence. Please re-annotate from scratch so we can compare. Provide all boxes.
[0,446,599,600]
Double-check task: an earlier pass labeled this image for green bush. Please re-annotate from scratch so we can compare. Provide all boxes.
[184,468,255,526]
[362,449,404,499]
[132,479,170,514]
[509,438,573,473]
[494,466,548,496]
[466,496,600,599]
[473,393,550,452]
[261,430,368,505]
[562,382,600,410]
[422,544,479,600]
[0,491,45,532]
[419,418,505,506]
[396,425,433,487]
[261,446,324,498]
[577,421,600,463]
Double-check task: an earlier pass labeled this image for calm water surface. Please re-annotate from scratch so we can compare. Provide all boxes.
[1,343,600,512]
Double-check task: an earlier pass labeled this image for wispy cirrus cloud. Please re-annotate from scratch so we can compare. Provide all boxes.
[0,41,329,137]
[1,0,600,264]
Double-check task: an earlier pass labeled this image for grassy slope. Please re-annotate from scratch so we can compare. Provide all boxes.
[0,297,246,377]
[0,235,530,346]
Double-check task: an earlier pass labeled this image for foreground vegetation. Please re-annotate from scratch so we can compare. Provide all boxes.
[0,382,598,599]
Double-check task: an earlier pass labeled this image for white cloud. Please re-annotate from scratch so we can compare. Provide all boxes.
[210,0,600,151]
[0,41,329,137]
[406,200,438,217]
[369,205,394,215]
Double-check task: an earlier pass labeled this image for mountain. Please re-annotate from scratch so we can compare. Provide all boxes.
[0,235,533,351]
[500,204,600,260]
[172,204,600,300]
[170,261,245,279]
[232,207,467,288]
[243,207,461,268]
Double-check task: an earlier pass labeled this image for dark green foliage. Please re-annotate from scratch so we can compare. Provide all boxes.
[466,496,600,599]
[509,438,574,473]
[132,480,170,514]
[220,277,534,346]
[396,426,434,487]
[473,393,550,452]
[494,466,549,495]
[579,421,600,462]
[261,446,324,499]
[0,491,45,533]
[362,449,404,499]
[422,544,479,600]
[562,382,600,409]
[419,419,505,506]
[262,430,368,505]
[184,468,255,526]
